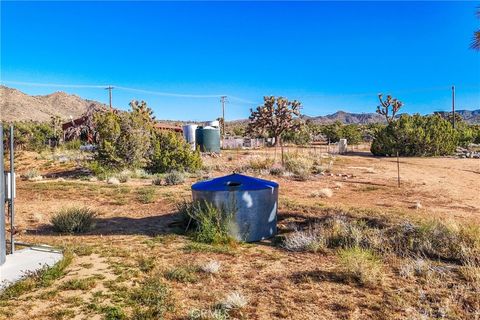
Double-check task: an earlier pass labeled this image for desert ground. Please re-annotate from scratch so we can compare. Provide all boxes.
[1,146,479,320]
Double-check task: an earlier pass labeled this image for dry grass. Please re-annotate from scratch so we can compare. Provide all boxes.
[3,149,480,320]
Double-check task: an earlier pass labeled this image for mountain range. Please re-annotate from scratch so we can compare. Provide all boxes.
[1,85,479,124]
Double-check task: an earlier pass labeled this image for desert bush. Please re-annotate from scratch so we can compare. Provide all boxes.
[107,177,120,185]
[137,256,155,273]
[50,207,97,234]
[201,260,221,274]
[309,188,333,198]
[116,171,130,183]
[269,166,285,176]
[284,153,313,179]
[4,121,53,151]
[148,131,202,174]
[137,188,156,204]
[220,291,248,310]
[130,275,174,319]
[151,175,163,186]
[338,247,383,287]
[23,169,42,181]
[371,114,466,156]
[164,171,185,185]
[282,229,326,253]
[165,265,199,283]
[62,139,82,150]
[248,156,274,170]
[178,200,234,245]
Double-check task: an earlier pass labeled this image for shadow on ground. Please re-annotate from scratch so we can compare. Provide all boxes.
[28,211,185,237]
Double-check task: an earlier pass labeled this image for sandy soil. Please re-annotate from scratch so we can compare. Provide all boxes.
[1,148,479,320]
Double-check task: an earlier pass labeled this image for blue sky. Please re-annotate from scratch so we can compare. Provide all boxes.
[1,1,479,121]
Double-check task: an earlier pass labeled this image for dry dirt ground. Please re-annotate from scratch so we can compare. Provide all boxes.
[1,147,479,320]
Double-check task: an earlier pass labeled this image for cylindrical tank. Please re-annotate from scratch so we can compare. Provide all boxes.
[198,126,220,153]
[339,138,348,154]
[183,124,198,150]
[192,173,278,242]
[205,120,220,128]
[195,126,204,151]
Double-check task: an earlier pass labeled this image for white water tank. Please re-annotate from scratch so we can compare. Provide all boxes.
[339,139,348,154]
[183,124,198,150]
[205,120,220,128]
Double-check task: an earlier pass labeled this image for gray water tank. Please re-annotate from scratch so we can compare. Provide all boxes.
[191,173,278,242]
[196,126,220,153]
[183,124,198,150]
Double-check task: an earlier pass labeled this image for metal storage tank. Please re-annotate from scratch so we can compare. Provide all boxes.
[183,124,198,150]
[196,126,220,153]
[195,126,203,151]
[205,120,220,128]
[191,173,278,242]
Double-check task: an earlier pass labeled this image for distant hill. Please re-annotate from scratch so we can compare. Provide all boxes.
[303,111,386,124]
[0,85,107,122]
[434,109,480,124]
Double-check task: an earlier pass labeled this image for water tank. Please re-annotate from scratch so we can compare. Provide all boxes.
[191,173,278,242]
[196,126,220,153]
[183,124,198,150]
[205,120,220,128]
[339,138,348,154]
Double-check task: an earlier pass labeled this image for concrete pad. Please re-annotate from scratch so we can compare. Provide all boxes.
[0,247,63,290]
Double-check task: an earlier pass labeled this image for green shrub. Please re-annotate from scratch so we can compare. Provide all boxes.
[62,139,81,150]
[130,275,174,319]
[116,171,130,183]
[371,114,470,156]
[151,175,163,186]
[164,171,185,185]
[148,131,202,174]
[50,207,97,234]
[23,169,42,181]
[248,156,275,170]
[284,153,312,178]
[164,265,199,283]
[137,188,156,204]
[178,200,235,245]
[338,247,383,287]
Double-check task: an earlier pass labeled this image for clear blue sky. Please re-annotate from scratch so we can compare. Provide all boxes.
[1,1,479,121]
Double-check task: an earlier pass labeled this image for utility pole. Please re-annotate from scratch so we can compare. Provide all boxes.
[220,96,227,139]
[106,86,114,111]
[452,85,456,129]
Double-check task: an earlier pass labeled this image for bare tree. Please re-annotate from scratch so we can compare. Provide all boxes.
[64,104,105,143]
[247,96,302,147]
[376,94,403,123]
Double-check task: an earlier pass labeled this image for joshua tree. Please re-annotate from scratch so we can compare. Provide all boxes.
[376,93,403,187]
[472,7,480,50]
[247,96,302,147]
[376,94,403,123]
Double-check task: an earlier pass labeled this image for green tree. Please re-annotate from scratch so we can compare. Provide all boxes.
[371,114,460,156]
[341,124,363,146]
[148,131,202,173]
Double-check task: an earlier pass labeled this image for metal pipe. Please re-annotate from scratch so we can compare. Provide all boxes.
[0,124,6,265]
[9,125,15,254]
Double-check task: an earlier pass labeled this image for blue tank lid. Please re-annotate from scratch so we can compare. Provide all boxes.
[192,173,278,191]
